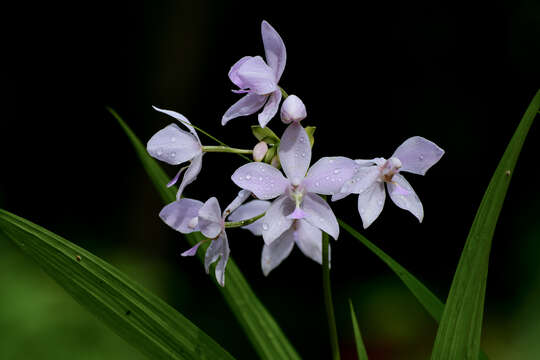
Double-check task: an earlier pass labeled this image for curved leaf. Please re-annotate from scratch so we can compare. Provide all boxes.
[349,299,369,360]
[431,90,540,359]
[0,209,235,360]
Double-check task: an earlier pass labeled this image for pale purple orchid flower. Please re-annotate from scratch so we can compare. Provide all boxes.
[147,106,203,199]
[333,136,445,228]
[159,196,233,287]
[222,20,286,128]
[231,123,354,252]
[229,199,329,275]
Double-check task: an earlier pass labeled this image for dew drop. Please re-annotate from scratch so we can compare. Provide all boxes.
[262,223,269,231]
[299,137,305,143]
[246,175,252,180]
[171,136,176,142]
[301,152,306,157]
[259,177,263,181]
[157,150,163,156]
[360,208,366,214]
[333,169,340,174]
[239,176,243,180]
[354,167,359,173]
[419,155,424,161]
[170,152,176,158]
[325,176,330,180]
[315,182,320,187]
[377,200,383,205]
[338,178,342,182]
[328,159,334,163]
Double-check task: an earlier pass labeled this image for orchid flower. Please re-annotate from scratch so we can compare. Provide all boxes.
[229,199,330,275]
[159,197,231,286]
[222,20,286,128]
[147,106,203,199]
[333,136,445,228]
[231,123,359,264]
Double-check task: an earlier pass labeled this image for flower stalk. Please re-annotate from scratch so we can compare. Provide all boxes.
[322,231,340,360]
[202,146,253,155]
[225,212,265,228]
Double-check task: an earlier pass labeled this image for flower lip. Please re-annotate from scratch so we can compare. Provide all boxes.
[380,157,402,182]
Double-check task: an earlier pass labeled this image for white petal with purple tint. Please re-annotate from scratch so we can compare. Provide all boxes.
[204,232,229,287]
[181,241,203,257]
[302,193,339,240]
[278,123,311,184]
[261,227,295,276]
[387,174,424,222]
[340,165,380,195]
[152,106,200,142]
[261,20,286,81]
[229,56,277,95]
[258,90,282,128]
[231,162,288,200]
[357,182,386,229]
[222,93,268,125]
[304,156,358,195]
[294,219,323,264]
[392,136,444,176]
[261,195,295,245]
[198,197,223,238]
[176,154,203,199]
[147,124,201,165]
[159,198,203,233]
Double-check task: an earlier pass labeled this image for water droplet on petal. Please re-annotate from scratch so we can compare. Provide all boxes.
[170,152,176,158]
[315,182,320,187]
[301,153,306,157]
[325,176,330,180]
[377,200,383,205]
[262,223,269,231]
[157,150,163,156]
[259,177,263,181]
[419,155,424,161]
[239,176,243,180]
[333,169,340,174]
[360,208,366,214]
[299,137,305,143]
[246,175,251,180]
[354,167,359,173]
[171,137,176,142]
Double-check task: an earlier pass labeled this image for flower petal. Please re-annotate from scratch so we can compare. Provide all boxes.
[340,165,380,195]
[294,219,323,264]
[304,156,359,195]
[278,123,311,184]
[152,106,200,143]
[261,227,295,276]
[258,90,282,128]
[231,162,288,200]
[392,136,445,175]
[222,93,268,125]
[147,124,201,165]
[159,198,204,233]
[181,241,203,257]
[229,55,277,95]
[261,195,295,245]
[357,181,386,229]
[223,190,252,217]
[204,232,230,287]
[302,193,339,240]
[176,154,203,199]
[198,197,223,238]
[261,20,287,81]
[387,174,424,222]
[229,200,271,236]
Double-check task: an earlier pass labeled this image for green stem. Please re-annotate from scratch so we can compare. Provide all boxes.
[322,232,340,360]
[202,146,253,155]
[224,213,264,228]
[279,86,289,99]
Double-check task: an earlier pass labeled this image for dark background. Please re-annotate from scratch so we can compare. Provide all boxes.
[4,0,540,359]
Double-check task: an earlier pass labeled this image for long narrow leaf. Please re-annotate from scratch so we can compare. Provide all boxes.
[431,91,540,359]
[110,108,301,360]
[348,299,369,360]
[0,209,235,360]
[339,220,489,360]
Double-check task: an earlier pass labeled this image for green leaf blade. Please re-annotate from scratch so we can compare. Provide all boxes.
[0,209,235,360]
[430,90,540,359]
[349,299,369,360]
[113,109,301,360]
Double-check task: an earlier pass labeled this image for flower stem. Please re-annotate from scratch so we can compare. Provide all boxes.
[224,212,264,228]
[322,232,340,360]
[202,146,253,155]
[279,86,289,99]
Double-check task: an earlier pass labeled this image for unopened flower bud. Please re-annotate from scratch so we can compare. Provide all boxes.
[253,141,268,162]
[280,95,307,124]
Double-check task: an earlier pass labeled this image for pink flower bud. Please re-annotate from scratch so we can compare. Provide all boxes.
[253,141,268,162]
[280,95,307,124]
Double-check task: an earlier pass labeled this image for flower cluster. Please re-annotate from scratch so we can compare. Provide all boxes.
[147,20,444,286]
